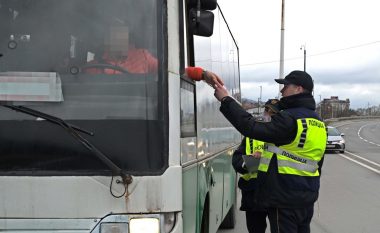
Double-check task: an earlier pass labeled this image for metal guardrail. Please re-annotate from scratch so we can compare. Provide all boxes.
[324,116,380,125]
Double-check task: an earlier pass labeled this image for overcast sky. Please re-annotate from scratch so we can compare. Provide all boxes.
[218,0,380,109]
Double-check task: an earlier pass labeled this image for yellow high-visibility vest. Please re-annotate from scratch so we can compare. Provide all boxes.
[261,118,327,177]
[241,137,264,181]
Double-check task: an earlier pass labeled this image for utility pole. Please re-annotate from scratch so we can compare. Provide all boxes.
[278,0,285,97]
[368,102,370,116]
[300,44,306,72]
[257,86,262,114]
[257,97,260,115]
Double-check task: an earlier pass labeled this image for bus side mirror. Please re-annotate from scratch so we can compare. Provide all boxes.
[187,0,217,10]
[189,9,214,37]
[200,0,217,10]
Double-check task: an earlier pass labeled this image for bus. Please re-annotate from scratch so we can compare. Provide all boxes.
[0,0,241,232]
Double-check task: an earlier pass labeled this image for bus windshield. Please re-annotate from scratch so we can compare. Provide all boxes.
[0,0,167,176]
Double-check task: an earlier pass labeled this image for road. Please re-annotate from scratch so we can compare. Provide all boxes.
[218,119,380,233]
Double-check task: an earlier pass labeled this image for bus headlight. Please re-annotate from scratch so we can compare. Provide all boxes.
[163,213,176,233]
[129,218,159,233]
[100,223,128,233]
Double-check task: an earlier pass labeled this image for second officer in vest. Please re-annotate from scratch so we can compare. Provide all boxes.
[232,99,280,233]
[212,70,327,233]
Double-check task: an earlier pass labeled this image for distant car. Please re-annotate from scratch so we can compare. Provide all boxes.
[326,126,345,153]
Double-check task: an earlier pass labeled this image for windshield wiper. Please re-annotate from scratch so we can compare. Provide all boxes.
[2,104,132,186]
[4,105,94,136]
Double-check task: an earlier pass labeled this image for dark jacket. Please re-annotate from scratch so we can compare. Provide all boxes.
[232,138,260,211]
[220,93,325,208]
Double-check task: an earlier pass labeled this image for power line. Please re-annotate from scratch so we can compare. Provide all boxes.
[241,40,380,67]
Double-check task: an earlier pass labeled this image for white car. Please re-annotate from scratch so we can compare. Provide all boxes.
[326,126,345,153]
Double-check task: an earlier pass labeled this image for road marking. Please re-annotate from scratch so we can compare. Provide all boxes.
[344,151,380,168]
[338,153,380,175]
[335,122,380,175]
[357,124,380,147]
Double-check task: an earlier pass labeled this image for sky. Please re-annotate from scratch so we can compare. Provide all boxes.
[218,0,380,109]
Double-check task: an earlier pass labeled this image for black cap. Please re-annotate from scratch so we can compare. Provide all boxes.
[264,99,280,113]
[275,70,313,92]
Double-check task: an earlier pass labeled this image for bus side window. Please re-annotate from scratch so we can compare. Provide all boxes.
[180,79,196,137]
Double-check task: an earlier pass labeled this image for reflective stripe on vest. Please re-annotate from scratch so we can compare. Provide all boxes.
[264,145,319,173]
[258,156,272,172]
[264,117,327,177]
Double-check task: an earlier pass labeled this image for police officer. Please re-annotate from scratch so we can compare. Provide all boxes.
[232,99,280,233]
[212,70,327,233]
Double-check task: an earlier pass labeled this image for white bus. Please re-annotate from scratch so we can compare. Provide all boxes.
[0,0,241,232]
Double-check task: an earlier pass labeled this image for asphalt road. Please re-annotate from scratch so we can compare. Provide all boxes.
[218,119,380,233]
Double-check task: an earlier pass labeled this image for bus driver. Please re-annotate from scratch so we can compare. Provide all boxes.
[85,26,158,74]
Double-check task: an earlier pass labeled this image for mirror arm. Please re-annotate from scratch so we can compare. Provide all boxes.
[196,0,201,23]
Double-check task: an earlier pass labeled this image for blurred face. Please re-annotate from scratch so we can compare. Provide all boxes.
[105,26,129,56]
[280,84,304,97]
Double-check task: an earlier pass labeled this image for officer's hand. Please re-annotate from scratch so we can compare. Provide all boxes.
[203,70,224,87]
[253,151,262,158]
[214,83,230,101]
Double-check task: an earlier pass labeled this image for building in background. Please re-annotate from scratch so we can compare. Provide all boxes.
[242,98,265,115]
[318,96,350,119]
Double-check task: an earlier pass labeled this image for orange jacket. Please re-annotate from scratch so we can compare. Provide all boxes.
[87,48,158,74]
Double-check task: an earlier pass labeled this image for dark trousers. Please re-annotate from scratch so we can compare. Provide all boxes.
[267,206,314,233]
[245,210,268,233]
